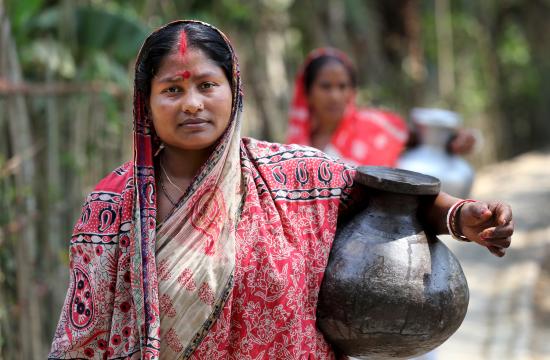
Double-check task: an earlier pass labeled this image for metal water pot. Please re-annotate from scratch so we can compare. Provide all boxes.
[397,108,474,198]
[317,166,469,359]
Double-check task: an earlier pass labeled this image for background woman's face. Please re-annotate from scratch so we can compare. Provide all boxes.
[149,48,232,151]
[307,61,355,127]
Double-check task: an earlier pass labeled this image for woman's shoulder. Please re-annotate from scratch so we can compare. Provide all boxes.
[241,137,344,164]
[240,137,355,191]
[241,137,307,154]
[356,107,408,132]
[72,162,134,237]
[91,161,134,194]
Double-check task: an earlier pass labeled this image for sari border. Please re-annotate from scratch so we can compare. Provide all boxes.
[179,272,235,360]
[48,348,141,360]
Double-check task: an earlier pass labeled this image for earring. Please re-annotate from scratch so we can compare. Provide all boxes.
[154,143,165,157]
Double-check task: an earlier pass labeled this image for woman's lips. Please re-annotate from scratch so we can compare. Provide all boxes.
[178,117,210,129]
[325,106,344,114]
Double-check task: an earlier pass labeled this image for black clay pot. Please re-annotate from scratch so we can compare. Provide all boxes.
[317,166,469,359]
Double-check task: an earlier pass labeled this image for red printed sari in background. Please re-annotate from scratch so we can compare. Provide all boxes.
[49,21,356,360]
[287,48,409,167]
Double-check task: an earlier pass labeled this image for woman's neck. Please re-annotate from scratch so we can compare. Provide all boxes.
[311,113,340,136]
[310,113,340,149]
[160,145,213,180]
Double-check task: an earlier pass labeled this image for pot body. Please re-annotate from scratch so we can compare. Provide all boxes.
[397,108,474,198]
[317,167,469,359]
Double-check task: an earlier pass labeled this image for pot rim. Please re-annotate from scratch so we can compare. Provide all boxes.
[355,166,441,195]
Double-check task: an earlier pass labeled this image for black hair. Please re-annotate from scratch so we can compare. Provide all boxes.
[303,55,357,94]
[135,22,233,98]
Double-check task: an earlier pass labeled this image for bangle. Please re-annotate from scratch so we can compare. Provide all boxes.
[446,199,477,241]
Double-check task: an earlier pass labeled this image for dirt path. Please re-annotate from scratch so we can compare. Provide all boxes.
[437,150,550,360]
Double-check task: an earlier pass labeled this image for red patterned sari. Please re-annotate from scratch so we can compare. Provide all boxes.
[50,22,355,359]
[287,48,409,167]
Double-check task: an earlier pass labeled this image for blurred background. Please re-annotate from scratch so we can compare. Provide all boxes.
[1,0,549,359]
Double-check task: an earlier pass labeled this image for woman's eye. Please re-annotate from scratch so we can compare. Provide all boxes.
[163,86,181,94]
[200,82,217,90]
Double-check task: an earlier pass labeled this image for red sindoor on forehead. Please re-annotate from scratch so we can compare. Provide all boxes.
[178,30,188,57]
[177,30,191,79]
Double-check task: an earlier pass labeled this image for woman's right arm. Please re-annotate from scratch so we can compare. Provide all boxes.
[49,165,138,359]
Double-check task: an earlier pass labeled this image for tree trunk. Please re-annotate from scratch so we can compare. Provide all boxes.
[244,2,291,142]
[0,95,12,360]
[521,1,550,150]
[474,1,507,163]
[44,70,67,336]
[402,0,425,105]
[347,1,387,89]
[435,0,456,105]
[0,4,45,358]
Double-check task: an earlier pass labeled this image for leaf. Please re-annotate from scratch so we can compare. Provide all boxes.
[5,0,44,31]
[74,6,150,63]
[22,38,76,78]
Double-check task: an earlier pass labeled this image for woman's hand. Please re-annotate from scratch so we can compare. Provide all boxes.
[447,128,477,155]
[458,201,514,257]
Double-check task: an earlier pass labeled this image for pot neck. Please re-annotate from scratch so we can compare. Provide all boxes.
[416,124,455,149]
[366,189,420,215]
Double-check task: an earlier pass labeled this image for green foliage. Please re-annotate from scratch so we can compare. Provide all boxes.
[8,2,148,85]
[74,6,149,63]
[499,23,530,66]
[5,0,44,39]
[498,22,537,98]
[22,38,76,78]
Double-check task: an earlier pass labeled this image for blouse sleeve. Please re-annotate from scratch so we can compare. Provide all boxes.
[49,165,138,359]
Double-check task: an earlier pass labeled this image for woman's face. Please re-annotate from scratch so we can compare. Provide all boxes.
[307,61,355,127]
[149,48,232,151]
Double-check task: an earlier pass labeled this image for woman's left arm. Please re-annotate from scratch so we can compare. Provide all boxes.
[424,192,514,257]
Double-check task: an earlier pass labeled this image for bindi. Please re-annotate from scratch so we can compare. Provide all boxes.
[172,71,191,80]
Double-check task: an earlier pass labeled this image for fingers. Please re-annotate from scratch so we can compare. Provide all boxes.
[479,220,514,239]
[481,236,512,249]
[478,219,513,257]
[489,201,513,225]
[449,130,476,154]
[472,204,492,221]
[487,245,506,257]
[461,202,492,226]
[460,199,514,258]
[465,201,512,225]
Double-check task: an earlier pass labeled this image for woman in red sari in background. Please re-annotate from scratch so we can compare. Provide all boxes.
[287,48,474,166]
[49,22,512,360]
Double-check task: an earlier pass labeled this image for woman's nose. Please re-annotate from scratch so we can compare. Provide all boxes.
[182,91,203,114]
[329,87,345,101]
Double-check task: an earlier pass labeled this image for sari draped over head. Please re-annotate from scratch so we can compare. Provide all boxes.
[50,21,357,360]
[286,47,409,167]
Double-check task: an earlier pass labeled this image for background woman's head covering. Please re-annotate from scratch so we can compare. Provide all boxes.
[286,47,356,146]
